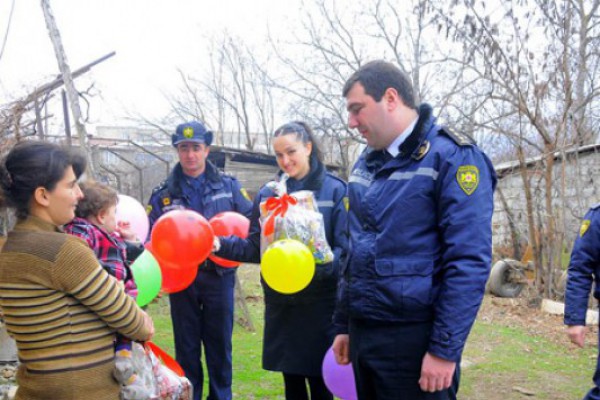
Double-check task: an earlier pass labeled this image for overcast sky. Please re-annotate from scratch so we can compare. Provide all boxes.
[0,0,302,125]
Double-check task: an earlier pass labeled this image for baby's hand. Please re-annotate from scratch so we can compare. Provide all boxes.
[116,221,137,241]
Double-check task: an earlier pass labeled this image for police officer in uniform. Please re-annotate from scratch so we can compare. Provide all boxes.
[565,204,600,400]
[332,60,497,399]
[147,121,252,400]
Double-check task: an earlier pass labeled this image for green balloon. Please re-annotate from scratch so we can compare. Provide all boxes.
[130,249,162,307]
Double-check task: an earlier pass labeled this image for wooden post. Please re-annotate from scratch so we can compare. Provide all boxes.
[40,0,95,176]
[62,90,72,146]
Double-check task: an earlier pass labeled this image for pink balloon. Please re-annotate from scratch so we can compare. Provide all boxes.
[116,194,150,242]
[322,347,358,400]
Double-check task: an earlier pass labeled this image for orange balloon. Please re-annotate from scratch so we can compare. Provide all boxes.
[208,212,250,268]
[151,210,214,269]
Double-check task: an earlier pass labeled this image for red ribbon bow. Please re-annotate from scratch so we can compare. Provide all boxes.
[263,194,297,236]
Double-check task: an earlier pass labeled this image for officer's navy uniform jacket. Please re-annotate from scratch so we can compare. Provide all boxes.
[334,104,497,363]
[565,204,600,399]
[217,158,348,375]
[148,161,252,244]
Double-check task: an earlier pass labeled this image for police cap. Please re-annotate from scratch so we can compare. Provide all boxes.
[171,121,213,147]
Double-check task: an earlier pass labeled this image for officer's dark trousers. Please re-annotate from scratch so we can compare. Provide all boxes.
[349,319,460,400]
[170,268,236,400]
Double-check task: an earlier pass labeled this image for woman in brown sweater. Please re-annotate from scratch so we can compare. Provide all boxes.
[0,141,154,400]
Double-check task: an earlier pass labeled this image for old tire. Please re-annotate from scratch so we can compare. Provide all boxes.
[488,260,526,298]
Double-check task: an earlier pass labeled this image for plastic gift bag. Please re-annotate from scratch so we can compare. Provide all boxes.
[121,342,159,400]
[259,176,333,264]
[146,342,193,400]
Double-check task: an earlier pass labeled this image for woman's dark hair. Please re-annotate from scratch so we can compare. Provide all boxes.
[75,181,118,219]
[273,121,323,163]
[0,141,87,219]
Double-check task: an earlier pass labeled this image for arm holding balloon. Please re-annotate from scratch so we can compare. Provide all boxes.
[215,191,263,264]
[116,220,137,241]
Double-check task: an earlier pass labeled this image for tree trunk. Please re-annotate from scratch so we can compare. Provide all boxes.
[234,274,255,332]
[543,144,557,299]
[517,146,542,294]
[497,186,522,260]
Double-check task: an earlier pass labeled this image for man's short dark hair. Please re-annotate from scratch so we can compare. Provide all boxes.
[342,60,416,109]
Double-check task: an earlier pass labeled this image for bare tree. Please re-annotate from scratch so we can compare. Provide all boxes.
[161,33,276,153]
[435,0,600,297]
[266,0,464,177]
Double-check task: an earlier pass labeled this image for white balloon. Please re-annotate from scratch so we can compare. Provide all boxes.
[115,194,150,242]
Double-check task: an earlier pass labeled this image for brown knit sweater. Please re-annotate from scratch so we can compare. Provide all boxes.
[0,216,151,400]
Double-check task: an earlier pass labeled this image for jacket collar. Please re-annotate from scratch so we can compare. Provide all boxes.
[364,103,435,170]
[167,160,221,196]
[14,215,62,233]
[398,103,435,158]
[280,156,325,193]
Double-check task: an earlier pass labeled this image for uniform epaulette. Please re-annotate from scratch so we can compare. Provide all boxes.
[152,180,168,194]
[221,171,235,179]
[590,202,600,210]
[439,126,476,146]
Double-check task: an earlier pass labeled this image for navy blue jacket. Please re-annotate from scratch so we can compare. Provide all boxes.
[217,159,348,303]
[565,204,600,326]
[334,104,497,362]
[147,161,253,271]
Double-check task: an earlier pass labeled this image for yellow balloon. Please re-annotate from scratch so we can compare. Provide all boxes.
[261,239,316,294]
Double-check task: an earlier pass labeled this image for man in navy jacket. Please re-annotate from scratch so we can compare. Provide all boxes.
[333,60,497,399]
[565,204,600,400]
[147,121,252,400]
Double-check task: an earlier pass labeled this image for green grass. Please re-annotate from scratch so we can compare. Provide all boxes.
[460,320,597,399]
[148,296,284,399]
[147,265,597,399]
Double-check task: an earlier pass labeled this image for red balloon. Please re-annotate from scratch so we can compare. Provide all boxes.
[208,212,250,268]
[151,210,214,269]
[160,262,198,293]
[145,242,197,293]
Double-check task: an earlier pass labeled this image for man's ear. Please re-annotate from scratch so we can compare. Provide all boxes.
[384,87,401,111]
[33,187,50,207]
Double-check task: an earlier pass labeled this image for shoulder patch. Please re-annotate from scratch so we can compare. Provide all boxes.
[439,126,475,146]
[240,188,251,201]
[456,165,479,195]
[580,220,591,237]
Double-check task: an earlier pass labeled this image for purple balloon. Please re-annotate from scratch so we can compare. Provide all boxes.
[322,347,358,400]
